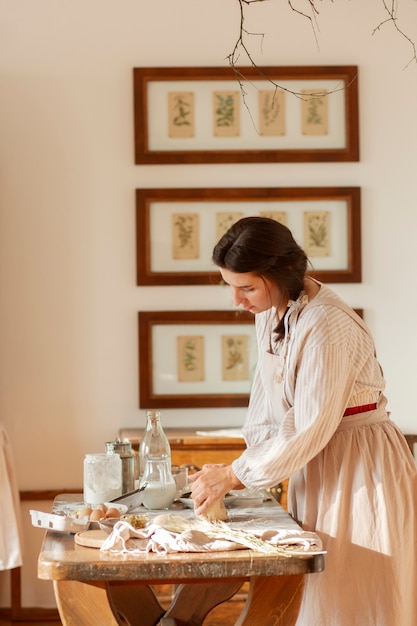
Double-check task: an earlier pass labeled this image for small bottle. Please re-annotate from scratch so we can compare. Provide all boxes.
[139,409,175,510]
[105,437,135,495]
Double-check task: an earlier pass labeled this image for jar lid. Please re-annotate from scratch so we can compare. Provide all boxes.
[105,437,132,455]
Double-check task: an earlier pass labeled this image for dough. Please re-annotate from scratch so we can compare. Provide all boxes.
[198,498,228,522]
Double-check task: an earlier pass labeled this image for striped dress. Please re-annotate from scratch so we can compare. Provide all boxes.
[232,282,417,626]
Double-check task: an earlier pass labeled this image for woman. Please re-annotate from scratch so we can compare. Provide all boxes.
[190,216,417,625]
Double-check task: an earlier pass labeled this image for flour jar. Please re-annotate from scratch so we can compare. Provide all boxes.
[83,452,122,506]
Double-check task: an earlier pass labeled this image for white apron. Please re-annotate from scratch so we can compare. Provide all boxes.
[258,300,417,626]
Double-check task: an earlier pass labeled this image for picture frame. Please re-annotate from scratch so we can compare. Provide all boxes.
[138,310,256,409]
[138,307,364,409]
[133,65,359,164]
[136,187,361,285]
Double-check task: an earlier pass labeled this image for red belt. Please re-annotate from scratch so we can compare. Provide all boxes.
[343,403,377,416]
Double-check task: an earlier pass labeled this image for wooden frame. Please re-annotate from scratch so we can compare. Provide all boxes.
[139,307,364,409]
[136,187,361,285]
[138,310,256,409]
[133,65,359,164]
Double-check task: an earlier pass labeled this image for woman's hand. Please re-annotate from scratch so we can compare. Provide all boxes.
[189,463,243,516]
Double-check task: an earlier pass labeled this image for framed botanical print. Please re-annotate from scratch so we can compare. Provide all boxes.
[133,65,359,164]
[136,187,361,285]
[138,310,256,408]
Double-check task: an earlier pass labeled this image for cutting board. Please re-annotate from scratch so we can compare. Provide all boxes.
[74,529,108,548]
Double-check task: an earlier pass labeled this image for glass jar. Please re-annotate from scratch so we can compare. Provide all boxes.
[83,452,122,506]
[141,458,176,510]
[139,409,175,510]
[105,437,135,495]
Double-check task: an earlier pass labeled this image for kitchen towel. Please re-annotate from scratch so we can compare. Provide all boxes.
[100,513,324,556]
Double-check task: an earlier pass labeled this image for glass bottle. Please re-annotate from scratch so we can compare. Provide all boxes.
[138,409,170,478]
[139,409,176,510]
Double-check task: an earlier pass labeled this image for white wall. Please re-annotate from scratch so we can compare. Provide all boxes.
[1,0,417,580]
[1,0,417,609]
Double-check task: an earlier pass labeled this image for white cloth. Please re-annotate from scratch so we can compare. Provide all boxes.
[100,514,323,555]
[231,282,417,626]
[0,423,23,570]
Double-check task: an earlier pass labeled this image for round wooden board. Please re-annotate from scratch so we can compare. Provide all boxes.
[75,529,108,548]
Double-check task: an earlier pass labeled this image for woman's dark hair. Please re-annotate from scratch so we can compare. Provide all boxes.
[212,216,309,337]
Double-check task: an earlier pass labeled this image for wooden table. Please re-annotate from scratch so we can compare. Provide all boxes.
[37,494,324,626]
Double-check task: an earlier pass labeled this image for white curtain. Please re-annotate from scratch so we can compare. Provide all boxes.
[0,423,23,570]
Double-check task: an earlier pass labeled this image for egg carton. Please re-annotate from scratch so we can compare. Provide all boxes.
[30,509,90,533]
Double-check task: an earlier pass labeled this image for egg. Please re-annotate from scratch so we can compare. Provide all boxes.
[89,508,105,522]
[105,507,121,519]
[76,507,92,519]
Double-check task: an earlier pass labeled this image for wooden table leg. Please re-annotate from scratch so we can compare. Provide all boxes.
[160,580,245,626]
[53,580,165,626]
[53,576,303,626]
[109,582,166,626]
[235,575,304,626]
[54,580,123,625]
